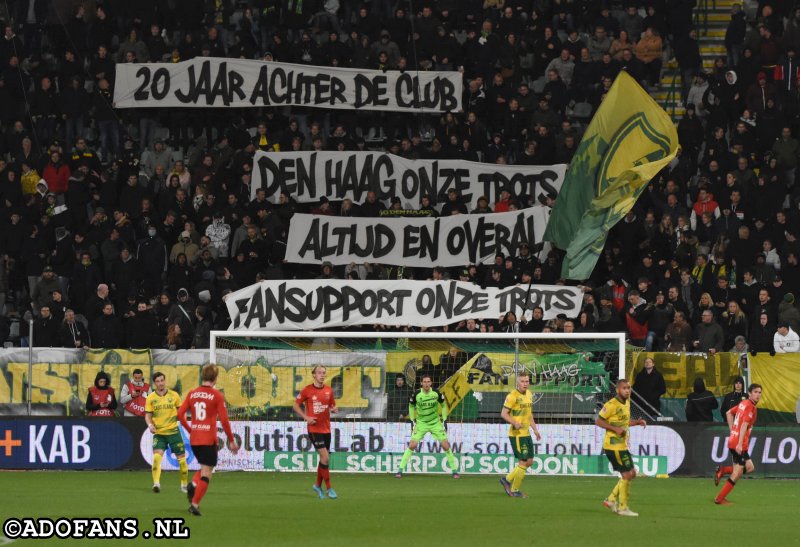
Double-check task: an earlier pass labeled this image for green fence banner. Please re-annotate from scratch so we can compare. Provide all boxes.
[264,451,667,477]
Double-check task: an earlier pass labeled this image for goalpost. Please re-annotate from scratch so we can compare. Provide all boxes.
[206,331,657,477]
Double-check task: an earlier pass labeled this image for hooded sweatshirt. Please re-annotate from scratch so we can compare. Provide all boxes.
[685,377,719,421]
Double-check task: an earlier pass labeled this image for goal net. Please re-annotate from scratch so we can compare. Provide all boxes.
[205,331,660,476]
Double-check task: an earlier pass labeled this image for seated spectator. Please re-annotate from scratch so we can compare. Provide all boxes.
[85,371,117,417]
[609,30,633,61]
[546,48,575,86]
[587,26,611,61]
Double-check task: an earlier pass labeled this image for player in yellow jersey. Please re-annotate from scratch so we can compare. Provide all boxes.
[499,372,541,498]
[145,372,188,493]
[596,379,647,517]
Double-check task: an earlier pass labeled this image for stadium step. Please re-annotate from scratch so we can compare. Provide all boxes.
[706,12,734,23]
[648,0,722,122]
[702,45,727,55]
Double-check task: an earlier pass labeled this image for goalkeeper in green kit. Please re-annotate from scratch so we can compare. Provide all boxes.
[395,374,459,478]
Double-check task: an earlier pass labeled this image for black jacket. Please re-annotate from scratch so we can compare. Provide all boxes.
[685,378,719,421]
[59,319,90,348]
[33,315,60,347]
[633,367,667,412]
[90,314,124,348]
[721,390,747,417]
[126,310,160,348]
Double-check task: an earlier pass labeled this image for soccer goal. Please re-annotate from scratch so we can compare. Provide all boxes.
[207,331,649,476]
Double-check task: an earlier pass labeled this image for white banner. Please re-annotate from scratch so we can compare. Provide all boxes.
[286,207,550,266]
[251,151,566,208]
[139,421,685,475]
[113,58,462,112]
[225,279,583,331]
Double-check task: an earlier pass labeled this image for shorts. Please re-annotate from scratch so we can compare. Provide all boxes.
[510,436,534,460]
[605,449,634,473]
[192,444,218,467]
[731,449,751,466]
[153,432,185,456]
[411,421,448,443]
[309,432,332,451]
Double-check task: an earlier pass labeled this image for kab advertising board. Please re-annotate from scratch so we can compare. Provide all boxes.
[3,419,799,477]
[0,418,146,469]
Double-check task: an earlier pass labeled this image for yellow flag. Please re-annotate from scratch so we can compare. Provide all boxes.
[544,71,679,280]
[751,354,800,422]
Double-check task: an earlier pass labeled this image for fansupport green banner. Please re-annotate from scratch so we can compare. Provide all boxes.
[440,352,610,416]
[263,451,667,477]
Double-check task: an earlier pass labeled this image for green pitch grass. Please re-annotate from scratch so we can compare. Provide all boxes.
[1,472,797,546]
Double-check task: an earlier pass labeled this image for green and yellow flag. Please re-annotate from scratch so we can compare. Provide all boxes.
[543,71,679,280]
[751,354,800,423]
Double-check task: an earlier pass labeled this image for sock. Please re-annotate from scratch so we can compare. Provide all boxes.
[618,479,631,510]
[445,449,457,472]
[192,470,201,486]
[505,465,520,485]
[608,478,623,502]
[192,476,209,506]
[716,478,736,502]
[152,453,163,485]
[719,466,733,476]
[178,458,188,487]
[510,464,526,492]
[315,463,323,487]
[320,463,331,489]
[399,448,413,472]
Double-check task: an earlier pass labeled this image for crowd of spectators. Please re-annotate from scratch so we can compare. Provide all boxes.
[1,1,799,358]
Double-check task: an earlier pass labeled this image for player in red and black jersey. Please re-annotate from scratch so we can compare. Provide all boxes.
[293,365,338,500]
[178,364,239,516]
[714,383,762,505]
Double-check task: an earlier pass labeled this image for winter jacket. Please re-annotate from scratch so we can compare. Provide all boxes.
[42,162,71,194]
[685,378,719,421]
[633,367,667,412]
[634,33,662,64]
